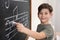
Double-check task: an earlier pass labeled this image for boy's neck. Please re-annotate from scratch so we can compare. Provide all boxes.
[41,21,49,25]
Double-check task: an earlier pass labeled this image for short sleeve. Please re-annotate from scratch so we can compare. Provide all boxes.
[43,26,54,38]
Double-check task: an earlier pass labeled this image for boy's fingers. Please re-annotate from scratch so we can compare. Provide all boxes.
[15,22,23,27]
[15,22,22,25]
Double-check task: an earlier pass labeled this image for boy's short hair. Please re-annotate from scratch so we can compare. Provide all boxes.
[38,3,53,15]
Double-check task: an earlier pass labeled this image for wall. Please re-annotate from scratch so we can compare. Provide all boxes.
[54,0,60,32]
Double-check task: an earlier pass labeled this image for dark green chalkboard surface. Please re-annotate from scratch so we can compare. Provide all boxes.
[0,0,31,40]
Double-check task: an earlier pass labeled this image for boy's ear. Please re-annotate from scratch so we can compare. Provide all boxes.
[38,12,40,17]
[38,15,39,17]
[51,13,53,16]
[50,12,53,18]
[51,12,53,16]
[38,14,39,18]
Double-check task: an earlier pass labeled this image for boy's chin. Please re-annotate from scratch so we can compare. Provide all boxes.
[41,20,47,23]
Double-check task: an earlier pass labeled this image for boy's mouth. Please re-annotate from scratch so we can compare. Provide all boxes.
[41,18,46,20]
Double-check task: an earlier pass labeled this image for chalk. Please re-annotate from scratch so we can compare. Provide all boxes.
[11,21,16,24]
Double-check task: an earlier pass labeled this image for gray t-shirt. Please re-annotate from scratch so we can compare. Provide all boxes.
[36,24,54,40]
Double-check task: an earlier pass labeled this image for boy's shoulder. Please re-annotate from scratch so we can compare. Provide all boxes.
[37,24,53,31]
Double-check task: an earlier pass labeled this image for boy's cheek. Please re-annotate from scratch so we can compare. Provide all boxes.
[38,16,41,19]
[47,15,52,19]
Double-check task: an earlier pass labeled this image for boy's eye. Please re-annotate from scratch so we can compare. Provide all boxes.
[39,12,49,15]
[45,13,48,15]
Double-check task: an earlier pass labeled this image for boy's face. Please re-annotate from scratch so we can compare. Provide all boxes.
[38,9,52,23]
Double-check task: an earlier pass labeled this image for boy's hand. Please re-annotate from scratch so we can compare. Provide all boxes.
[16,23,26,33]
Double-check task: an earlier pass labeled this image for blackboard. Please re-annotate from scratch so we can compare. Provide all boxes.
[0,0,31,40]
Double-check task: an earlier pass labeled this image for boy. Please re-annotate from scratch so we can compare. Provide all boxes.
[16,3,54,40]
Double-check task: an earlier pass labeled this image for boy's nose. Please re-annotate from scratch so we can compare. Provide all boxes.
[42,14,45,17]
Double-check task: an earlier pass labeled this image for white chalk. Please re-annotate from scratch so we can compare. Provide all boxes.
[11,21,16,24]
